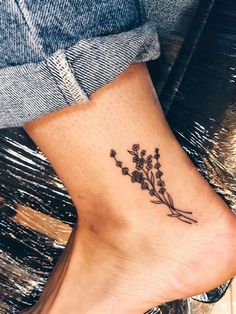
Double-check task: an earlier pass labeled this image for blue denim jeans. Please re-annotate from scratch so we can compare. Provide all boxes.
[0,0,197,129]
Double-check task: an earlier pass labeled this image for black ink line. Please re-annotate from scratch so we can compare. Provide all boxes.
[110,144,197,224]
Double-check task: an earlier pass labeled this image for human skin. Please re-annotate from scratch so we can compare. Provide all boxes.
[23,63,236,314]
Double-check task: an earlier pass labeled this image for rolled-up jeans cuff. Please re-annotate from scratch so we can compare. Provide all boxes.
[47,21,161,99]
[0,21,160,129]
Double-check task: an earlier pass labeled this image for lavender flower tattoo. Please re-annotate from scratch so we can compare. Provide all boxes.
[110,144,197,224]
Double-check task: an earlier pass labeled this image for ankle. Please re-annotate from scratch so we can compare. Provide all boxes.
[75,178,235,255]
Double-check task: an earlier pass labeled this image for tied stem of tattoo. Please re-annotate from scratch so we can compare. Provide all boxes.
[110,144,197,225]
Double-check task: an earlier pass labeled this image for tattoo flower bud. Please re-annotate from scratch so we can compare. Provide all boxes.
[155,148,159,154]
[132,144,140,151]
[122,167,129,175]
[110,149,116,157]
[159,187,166,194]
[136,163,142,170]
[133,156,139,163]
[141,150,146,156]
[116,161,122,167]
[132,170,139,177]
[154,163,161,169]
[154,153,160,159]
[137,175,144,184]
[157,180,165,187]
[149,189,155,196]
[146,164,153,170]
[132,171,139,182]
[141,183,149,190]
[156,171,163,178]
[140,158,145,164]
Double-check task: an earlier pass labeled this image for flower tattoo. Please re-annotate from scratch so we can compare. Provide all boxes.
[110,145,197,224]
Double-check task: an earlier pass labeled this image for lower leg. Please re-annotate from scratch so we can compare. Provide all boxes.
[24,63,236,314]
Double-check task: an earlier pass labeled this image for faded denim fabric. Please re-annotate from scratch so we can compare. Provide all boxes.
[0,0,161,129]
[0,0,199,129]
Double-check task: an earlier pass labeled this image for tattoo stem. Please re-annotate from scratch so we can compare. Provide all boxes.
[110,145,197,225]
